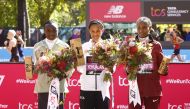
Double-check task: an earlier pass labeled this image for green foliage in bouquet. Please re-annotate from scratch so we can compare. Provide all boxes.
[91,40,118,72]
[118,38,152,80]
[34,48,77,81]
[103,72,112,82]
[91,40,118,82]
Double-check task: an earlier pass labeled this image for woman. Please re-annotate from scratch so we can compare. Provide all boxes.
[33,20,72,109]
[129,17,164,109]
[4,30,19,62]
[77,19,112,109]
[170,30,184,62]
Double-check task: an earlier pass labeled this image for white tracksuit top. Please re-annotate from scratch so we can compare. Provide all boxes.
[77,39,111,93]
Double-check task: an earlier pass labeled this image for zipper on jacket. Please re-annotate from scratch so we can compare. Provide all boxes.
[95,71,97,90]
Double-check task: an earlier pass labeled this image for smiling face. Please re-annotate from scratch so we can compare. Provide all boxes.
[89,24,104,43]
[44,24,58,40]
[136,17,152,38]
[137,22,151,38]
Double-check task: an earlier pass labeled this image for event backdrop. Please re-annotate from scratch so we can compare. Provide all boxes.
[89,2,141,22]
[143,1,190,24]
[0,63,190,109]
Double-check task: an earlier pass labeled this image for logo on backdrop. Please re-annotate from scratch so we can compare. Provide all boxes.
[144,1,190,23]
[151,6,189,17]
[18,102,38,109]
[0,75,5,86]
[108,5,124,14]
[104,5,126,19]
[116,105,128,109]
[168,103,190,109]
[151,7,166,17]
[16,79,36,84]
[0,104,8,109]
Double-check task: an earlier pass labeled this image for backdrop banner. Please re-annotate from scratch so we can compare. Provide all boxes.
[0,63,190,109]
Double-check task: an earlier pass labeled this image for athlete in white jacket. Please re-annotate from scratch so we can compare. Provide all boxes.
[77,20,112,109]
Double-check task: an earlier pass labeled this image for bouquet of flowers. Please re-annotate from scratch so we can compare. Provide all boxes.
[34,48,77,80]
[118,36,152,80]
[91,39,118,82]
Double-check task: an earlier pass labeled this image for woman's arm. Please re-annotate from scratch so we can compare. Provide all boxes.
[6,39,16,53]
[177,37,184,44]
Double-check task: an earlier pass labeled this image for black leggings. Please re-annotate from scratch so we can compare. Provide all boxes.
[80,90,110,109]
[38,93,64,109]
[173,49,180,55]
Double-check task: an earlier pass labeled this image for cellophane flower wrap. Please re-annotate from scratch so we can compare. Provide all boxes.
[118,36,152,80]
[34,48,77,81]
[91,39,118,82]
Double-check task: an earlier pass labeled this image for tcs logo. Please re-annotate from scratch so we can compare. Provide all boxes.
[68,78,81,87]
[168,103,182,109]
[18,102,38,109]
[118,76,129,86]
[108,5,124,14]
[69,101,80,109]
[151,7,166,17]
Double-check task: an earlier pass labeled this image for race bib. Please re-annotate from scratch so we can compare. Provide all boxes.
[86,56,104,75]
[138,63,153,74]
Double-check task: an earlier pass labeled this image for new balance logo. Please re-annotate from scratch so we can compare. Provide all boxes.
[104,5,126,19]
[107,5,124,14]
[0,75,5,86]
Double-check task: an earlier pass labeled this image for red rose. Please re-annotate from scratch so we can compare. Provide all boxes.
[42,61,50,71]
[129,46,138,55]
[57,61,66,71]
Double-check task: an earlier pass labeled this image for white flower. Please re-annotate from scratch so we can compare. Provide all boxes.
[129,41,136,47]
[55,51,62,57]
[38,56,50,64]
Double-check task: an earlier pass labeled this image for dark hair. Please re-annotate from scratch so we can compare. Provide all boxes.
[44,20,58,30]
[88,19,104,29]
[44,20,58,38]
[174,30,181,36]
[171,30,181,37]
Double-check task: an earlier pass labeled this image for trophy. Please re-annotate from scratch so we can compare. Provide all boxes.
[24,56,33,79]
[158,57,170,76]
[70,38,85,66]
